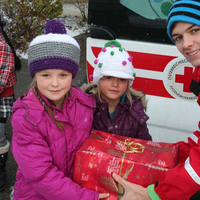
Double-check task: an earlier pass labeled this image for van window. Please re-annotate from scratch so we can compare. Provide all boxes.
[88,0,174,44]
[120,0,173,19]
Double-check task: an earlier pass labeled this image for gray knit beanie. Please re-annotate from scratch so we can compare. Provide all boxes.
[28,19,80,79]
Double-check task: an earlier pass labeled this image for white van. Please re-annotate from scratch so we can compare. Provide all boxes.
[86,0,200,143]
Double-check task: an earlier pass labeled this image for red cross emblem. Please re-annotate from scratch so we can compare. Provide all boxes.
[175,66,194,93]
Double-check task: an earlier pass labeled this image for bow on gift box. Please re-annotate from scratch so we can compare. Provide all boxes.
[117,138,145,199]
[117,138,145,154]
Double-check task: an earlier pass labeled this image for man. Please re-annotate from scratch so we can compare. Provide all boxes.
[113,0,200,199]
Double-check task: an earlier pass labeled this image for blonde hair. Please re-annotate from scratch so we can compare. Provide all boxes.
[30,79,66,130]
[93,79,132,107]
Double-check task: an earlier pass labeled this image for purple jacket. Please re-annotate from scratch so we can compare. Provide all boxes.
[81,83,152,141]
[11,86,98,200]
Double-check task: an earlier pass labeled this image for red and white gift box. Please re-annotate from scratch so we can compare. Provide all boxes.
[73,129,179,200]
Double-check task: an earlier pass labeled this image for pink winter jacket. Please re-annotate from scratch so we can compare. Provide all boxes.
[11,86,99,200]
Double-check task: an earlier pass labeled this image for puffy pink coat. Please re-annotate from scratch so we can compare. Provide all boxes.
[11,86,99,200]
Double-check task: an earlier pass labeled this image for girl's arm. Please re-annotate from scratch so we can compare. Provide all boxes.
[11,116,99,200]
[131,99,152,141]
[136,122,152,141]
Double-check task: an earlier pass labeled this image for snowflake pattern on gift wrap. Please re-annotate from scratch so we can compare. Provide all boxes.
[105,135,112,145]
[147,141,161,147]
[81,173,89,181]
[89,162,93,169]
[84,146,96,155]
[115,142,126,151]
[88,146,96,151]
[97,152,104,164]
[107,157,120,174]
[158,159,166,167]
[144,163,168,172]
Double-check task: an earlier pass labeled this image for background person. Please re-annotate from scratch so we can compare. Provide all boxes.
[0,17,21,191]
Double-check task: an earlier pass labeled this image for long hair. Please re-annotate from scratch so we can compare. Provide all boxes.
[30,79,65,130]
[0,18,21,71]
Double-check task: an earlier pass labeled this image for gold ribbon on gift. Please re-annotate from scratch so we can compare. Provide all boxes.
[117,138,145,200]
[117,138,145,154]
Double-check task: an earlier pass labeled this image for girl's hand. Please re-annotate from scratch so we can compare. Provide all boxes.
[98,193,110,199]
[112,173,151,200]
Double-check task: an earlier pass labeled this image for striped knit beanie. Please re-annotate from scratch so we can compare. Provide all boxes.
[92,40,135,85]
[167,0,200,42]
[28,19,80,78]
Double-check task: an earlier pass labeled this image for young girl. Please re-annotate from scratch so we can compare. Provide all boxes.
[11,19,109,200]
[82,40,152,140]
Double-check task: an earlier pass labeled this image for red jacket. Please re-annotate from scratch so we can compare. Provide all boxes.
[154,125,200,199]
[154,68,200,200]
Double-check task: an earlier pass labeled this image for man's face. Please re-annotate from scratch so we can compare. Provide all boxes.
[172,22,200,67]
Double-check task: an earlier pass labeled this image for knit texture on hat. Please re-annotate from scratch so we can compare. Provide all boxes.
[167,0,200,42]
[28,19,80,78]
[92,40,135,85]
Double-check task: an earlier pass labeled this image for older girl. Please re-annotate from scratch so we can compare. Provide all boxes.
[11,19,109,200]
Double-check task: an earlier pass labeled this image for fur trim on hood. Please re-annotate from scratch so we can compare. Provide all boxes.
[81,83,148,110]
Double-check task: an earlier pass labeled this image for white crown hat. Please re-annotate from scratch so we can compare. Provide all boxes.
[92,40,135,85]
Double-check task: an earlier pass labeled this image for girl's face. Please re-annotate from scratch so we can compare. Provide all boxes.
[99,76,129,103]
[172,22,200,68]
[35,69,72,109]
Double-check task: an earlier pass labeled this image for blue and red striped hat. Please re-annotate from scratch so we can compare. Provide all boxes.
[28,19,80,79]
[167,0,200,42]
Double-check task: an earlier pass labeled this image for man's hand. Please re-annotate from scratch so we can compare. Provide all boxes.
[112,173,151,200]
[98,192,110,199]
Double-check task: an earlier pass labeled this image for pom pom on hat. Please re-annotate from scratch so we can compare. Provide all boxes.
[45,19,67,34]
[92,40,135,85]
[104,40,121,48]
[28,19,80,79]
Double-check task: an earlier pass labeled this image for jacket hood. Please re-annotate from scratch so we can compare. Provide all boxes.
[12,88,45,125]
[81,83,148,110]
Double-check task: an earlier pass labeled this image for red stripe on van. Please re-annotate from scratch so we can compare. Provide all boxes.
[91,47,177,72]
[91,47,102,58]
[132,77,174,98]
[129,52,177,72]
[87,61,94,82]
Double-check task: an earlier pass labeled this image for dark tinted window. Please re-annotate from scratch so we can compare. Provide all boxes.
[88,0,174,44]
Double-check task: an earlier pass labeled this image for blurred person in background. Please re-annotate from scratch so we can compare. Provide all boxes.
[0,17,21,191]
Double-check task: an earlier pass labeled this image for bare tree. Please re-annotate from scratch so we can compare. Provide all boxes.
[69,0,88,23]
